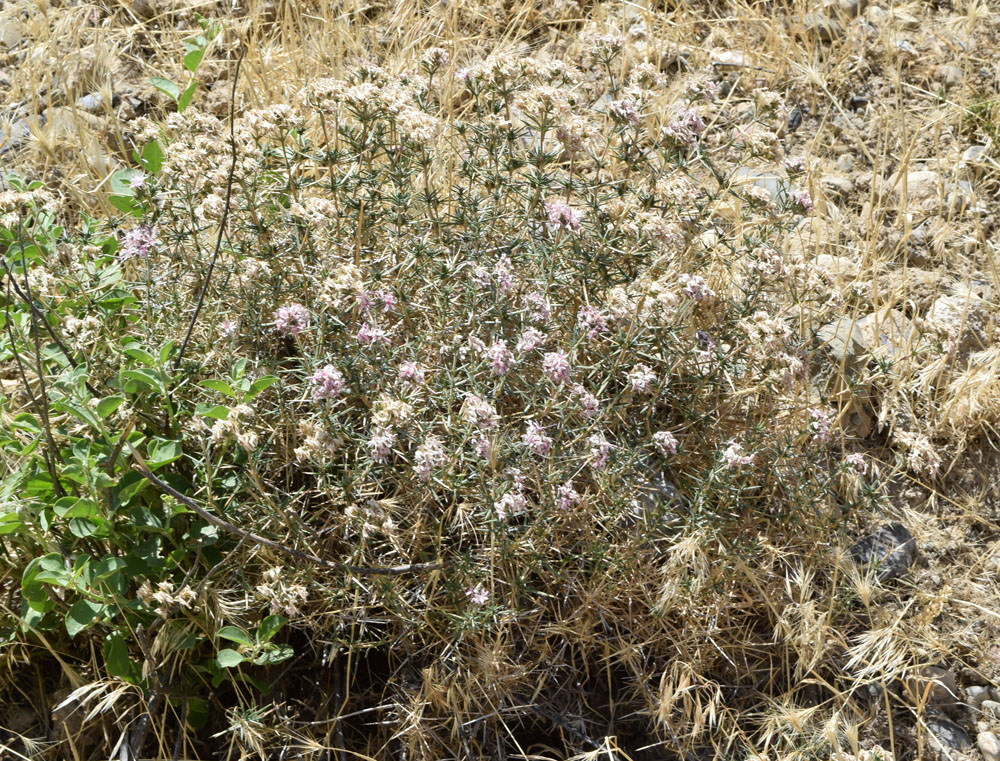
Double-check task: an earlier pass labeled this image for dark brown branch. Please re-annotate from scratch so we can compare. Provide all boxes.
[174,49,244,372]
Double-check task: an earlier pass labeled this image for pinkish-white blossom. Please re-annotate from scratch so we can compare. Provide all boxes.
[522,421,553,456]
[310,364,345,400]
[273,303,310,337]
[542,351,572,383]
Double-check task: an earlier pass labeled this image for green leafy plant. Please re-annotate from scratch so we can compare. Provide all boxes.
[149,15,221,114]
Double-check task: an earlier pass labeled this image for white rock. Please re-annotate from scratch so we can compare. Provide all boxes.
[979,731,1000,761]
[925,293,985,355]
[836,153,856,172]
[857,309,917,360]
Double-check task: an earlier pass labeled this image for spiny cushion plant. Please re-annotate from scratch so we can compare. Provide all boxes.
[0,37,892,760]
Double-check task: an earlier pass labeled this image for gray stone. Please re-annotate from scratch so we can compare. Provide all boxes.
[836,153,856,172]
[892,169,942,208]
[979,731,1000,761]
[937,65,964,89]
[966,686,991,709]
[849,523,916,582]
[0,19,20,49]
[926,715,971,751]
[820,174,855,200]
[962,145,989,165]
[825,0,865,17]
[0,117,31,156]
[801,13,843,41]
[76,93,104,112]
[712,51,748,70]
[906,666,962,712]
[630,467,684,530]
[817,315,866,362]
[814,254,860,282]
[856,309,917,359]
[981,700,1000,720]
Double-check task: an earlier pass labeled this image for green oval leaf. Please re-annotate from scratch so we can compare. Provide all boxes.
[217,626,253,647]
[256,614,287,644]
[66,599,106,638]
[199,379,237,398]
[97,396,125,419]
[216,648,245,668]
[149,77,180,102]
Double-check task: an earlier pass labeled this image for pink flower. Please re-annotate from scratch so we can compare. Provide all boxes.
[609,97,640,125]
[587,433,612,471]
[571,384,600,418]
[466,585,489,605]
[653,430,678,455]
[473,435,492,460]
[273,303,310,337]
[357,323,390,345]
[128,172,148,190]
[413,435,447,481]
[507,468,526,491]
[119,224,158,261]
[495,491,528,519]
[791,188,813,214]
[522,421,553,456]
[627,364,657,393]
[355,291,372,313]
[483,340,512,375]
[784,156,807,175]
[473,265,491,288]
[462,394,498,430]
[844,452,866,476]
[721,441,754,468]
[808,408,831,444]
[310,364,345,400]
[523,291,551,324]
[577,305,608,340]
[661,107,705,148]
[544,199,582,232]
[679,274,714,303]
[376,289,397,312]
[219,319,237,338]
[367,427,396,464]
[515,328,546,355]
[398,361,426,385]
[495,255,515,294]
[542,351,572,383]
[557,481,581,510]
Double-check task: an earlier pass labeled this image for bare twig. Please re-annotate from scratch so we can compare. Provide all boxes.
[174,49,245,372]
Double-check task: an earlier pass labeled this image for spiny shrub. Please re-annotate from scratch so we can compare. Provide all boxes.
[0,38,883,760]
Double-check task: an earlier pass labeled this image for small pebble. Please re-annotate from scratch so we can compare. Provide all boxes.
[76,93,104,112]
